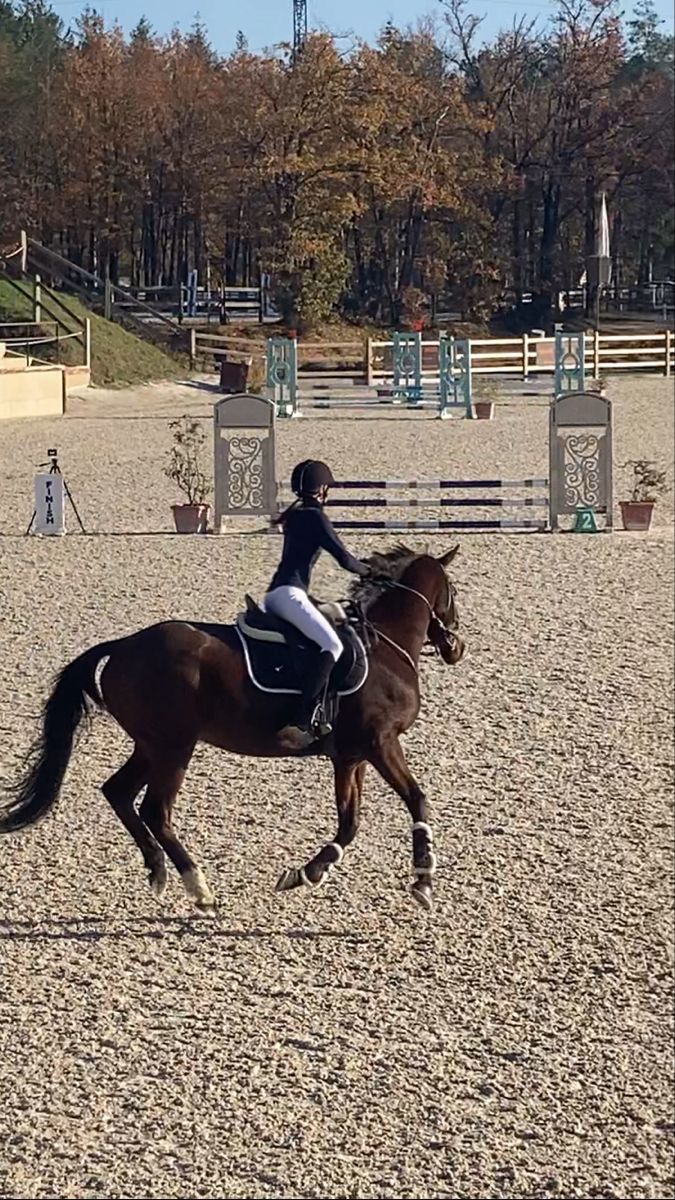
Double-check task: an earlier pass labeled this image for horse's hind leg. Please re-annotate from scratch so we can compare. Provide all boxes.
[368,734,435,912]
[139,747,215,915]
[276,759,366,893]
[101,748,168,897]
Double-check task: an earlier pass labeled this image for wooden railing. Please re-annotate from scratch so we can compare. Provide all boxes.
[0,323,90,370]
[189,330,266,367]
[367,330,673,384]
[21,235,185,342]
[0,272,91,368]
[294,339,363,362]
[192,328,674,386]
[190,332,365,370]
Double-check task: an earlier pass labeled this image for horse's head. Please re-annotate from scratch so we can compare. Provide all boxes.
[348,543,465,666]
[425,545,464,665]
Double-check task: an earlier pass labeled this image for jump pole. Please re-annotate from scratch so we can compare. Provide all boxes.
[265,333,473,418]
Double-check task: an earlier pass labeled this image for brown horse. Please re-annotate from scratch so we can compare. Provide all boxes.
[0,545,464,912]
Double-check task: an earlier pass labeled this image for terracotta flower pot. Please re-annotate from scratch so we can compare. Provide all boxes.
[474,400,495,420]
[171,503,210,533]
[619,501,655,531]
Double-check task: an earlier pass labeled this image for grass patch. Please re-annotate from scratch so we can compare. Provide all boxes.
[0,278,34,322]
[84,307,186,387]
[0,281,186,387]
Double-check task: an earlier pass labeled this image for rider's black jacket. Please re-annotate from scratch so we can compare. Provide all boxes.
[268,498,368,592]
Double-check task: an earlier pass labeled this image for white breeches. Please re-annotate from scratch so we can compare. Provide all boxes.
[264,586,343,661]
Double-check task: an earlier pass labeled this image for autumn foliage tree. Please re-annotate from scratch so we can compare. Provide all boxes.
[0,0,672,326]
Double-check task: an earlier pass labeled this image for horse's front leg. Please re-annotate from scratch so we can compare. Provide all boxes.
[276,759,365,893]
[368,734,436,911]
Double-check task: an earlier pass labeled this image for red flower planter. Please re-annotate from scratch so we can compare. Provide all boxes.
[171,504,210,533]
[474,401,495,420]
[619,501,655,531]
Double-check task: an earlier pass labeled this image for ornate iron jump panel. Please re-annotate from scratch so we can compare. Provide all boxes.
[549,392,613,530]
[213,394,277,527]
[224,435,266,511]
[561,431,602,510]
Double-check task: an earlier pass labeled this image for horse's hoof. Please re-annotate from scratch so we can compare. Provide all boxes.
[194,899,218,918]
[182,865,215,911]
[148,864,167,898]
[276,867,302,893]
[410,881,433,912]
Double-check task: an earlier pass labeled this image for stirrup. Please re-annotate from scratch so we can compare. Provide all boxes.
[310,702,332,738]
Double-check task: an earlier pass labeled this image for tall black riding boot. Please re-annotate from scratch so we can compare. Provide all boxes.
[294,650,336,737]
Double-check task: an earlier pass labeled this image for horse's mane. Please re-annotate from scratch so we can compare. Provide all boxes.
[347,543,421,611]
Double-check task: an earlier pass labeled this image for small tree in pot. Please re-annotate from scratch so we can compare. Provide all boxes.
[164,416,211,533]
[619,459,669,531]
[473,378,499,420]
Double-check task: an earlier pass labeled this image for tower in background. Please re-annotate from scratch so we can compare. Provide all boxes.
[293,0,307,57]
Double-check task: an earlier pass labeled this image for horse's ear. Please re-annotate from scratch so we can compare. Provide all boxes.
[437,545,459,567]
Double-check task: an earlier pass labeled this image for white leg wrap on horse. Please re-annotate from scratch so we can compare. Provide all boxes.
[412,818,437,878]
[183,865,214,906]
[299,866,327,888]
[412,852,438,877]
[298,844,344,888]
[412,821,434,840]
[93,654,111,707]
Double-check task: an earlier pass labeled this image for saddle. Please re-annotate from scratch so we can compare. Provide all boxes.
[235,595,368,699]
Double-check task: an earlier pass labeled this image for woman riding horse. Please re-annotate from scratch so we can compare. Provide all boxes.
[0,501,465,912]
[265,459,370,738]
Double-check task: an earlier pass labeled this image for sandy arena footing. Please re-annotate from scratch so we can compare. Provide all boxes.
[0,376,673,1199]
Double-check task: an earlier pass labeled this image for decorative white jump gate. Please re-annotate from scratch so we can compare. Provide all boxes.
[212,389,614,533]
[549,391,613,530]
[213,393,277,529]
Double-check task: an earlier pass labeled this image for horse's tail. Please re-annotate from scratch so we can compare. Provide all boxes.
[0,640,118,834]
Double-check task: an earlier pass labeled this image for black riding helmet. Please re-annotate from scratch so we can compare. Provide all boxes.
[291,459,335,498]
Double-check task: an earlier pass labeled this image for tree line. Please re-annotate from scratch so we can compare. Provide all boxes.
[0,0,672,327]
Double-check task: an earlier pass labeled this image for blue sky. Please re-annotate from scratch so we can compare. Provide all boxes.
[51,0,674,53]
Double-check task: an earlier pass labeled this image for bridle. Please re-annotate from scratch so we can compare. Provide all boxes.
[356,578,460,674]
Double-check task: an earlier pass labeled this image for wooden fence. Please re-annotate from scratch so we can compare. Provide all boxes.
[189,327,673,387]
[189,330,265,368]
[189,332,364,371]
[367,331,673,384]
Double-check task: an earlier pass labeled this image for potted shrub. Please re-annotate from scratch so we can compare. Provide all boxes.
[473,379,499,420]
[588,376,607,394]
[164,416,211,533]
[619,459,668,531]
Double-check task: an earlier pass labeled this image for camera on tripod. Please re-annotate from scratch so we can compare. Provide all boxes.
[37,449,61,474]
[27,448,85,534]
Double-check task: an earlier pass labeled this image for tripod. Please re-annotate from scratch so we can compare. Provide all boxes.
[26,450,86,535]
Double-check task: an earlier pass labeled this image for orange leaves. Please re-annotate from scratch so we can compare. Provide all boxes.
[1,6,671,317]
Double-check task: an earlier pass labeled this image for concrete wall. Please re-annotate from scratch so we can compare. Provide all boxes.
[64,365,91,393]
[0,365,65,419]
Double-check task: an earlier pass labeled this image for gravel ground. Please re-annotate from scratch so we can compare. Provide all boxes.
[0,376,673,1200]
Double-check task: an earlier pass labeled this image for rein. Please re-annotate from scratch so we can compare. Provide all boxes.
[350,577,458,673]
[366,624,417,673]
